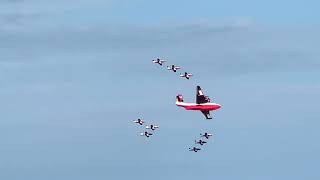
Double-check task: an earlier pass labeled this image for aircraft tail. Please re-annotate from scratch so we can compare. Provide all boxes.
[176,94,184,103]
[197,86,204,96]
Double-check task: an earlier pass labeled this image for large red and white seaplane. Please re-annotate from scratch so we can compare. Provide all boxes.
[176,86,221,119]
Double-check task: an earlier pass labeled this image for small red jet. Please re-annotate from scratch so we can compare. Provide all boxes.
[200,133,213,139]
[189,147,201,152]
[167,65,181,72]
[179,72,193,79]
[152,58,166,66]
[133,118,145,125]
[195,139,207,146]
[140,131,153,138]
[145,125,159,131]
[176,86,221,119]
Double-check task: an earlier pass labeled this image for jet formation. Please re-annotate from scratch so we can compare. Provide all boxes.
[133,118,159,138]
[188,132,213,152]
[152,58,193,80]
[131,58,222,152]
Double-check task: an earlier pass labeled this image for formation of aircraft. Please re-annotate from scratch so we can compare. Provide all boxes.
[176,86,221,119]
[133,118,160,138]
[188,132,213,152]
[153,58,192,79]
[167,65,181,72]
[152,58,166,66]
[132,58,222,152]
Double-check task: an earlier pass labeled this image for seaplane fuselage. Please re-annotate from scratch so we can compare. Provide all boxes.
[176,102,221,111]
[175,87,221,119]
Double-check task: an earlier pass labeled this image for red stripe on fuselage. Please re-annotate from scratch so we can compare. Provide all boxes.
[185,104,220,111]
[176,103,221,111]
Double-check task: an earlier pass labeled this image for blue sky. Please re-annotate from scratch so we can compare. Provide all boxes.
[0,1,319,180]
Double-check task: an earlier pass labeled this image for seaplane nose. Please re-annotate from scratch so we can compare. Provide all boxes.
[217,104,222,109]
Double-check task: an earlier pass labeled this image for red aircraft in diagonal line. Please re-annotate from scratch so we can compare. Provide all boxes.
[176,86,221,119]
[167,65,181,72]
[179,72,193,79]
[152,58,166,66]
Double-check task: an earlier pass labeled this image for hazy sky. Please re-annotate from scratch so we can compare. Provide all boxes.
[0,1,319,180]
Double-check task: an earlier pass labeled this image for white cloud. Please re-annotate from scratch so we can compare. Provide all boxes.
[0,0,114,29]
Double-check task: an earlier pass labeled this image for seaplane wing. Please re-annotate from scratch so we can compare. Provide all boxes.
[196,86,210,104]
[201,110,212,119]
